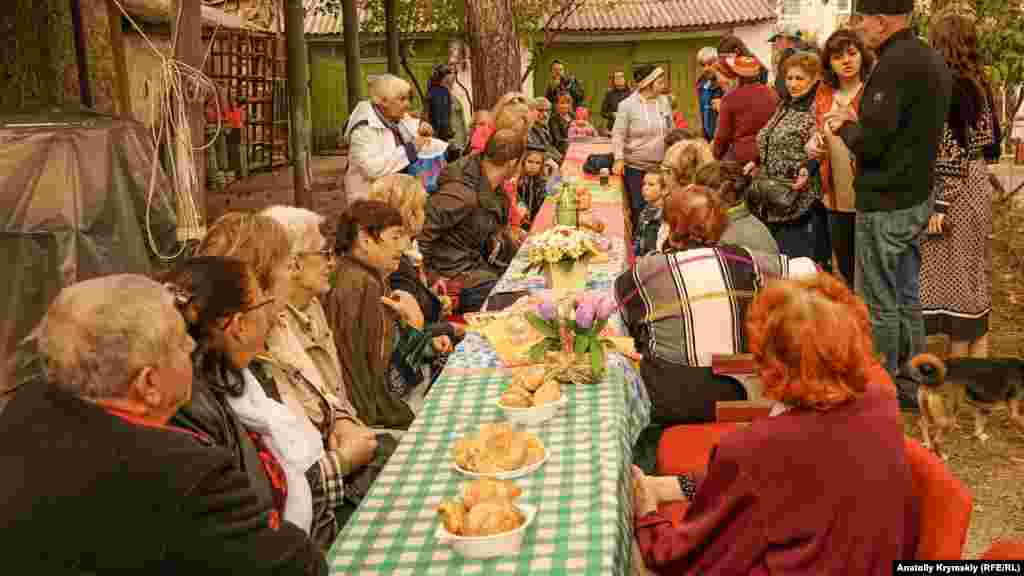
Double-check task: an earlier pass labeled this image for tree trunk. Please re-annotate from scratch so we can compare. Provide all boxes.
[384,0,400,75]
[342,0,362,111]
[465,0,521,111]
[285,0,312,208]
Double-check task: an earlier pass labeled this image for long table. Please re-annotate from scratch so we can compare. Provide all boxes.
[328,141,651,575]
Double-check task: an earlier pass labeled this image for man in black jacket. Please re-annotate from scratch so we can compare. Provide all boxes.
[0,275,326,575]
[825,0,952,398]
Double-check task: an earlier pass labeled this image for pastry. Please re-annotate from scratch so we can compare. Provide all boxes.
[500,388,533,408]
[464,500,525,537]
[532,379,561,406]
[462,478,522,510]
[437,500,467,535]
[454,423,543,473]
[513,370,545,393]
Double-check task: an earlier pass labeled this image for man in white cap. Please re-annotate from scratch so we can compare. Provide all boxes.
[824,0,952,410]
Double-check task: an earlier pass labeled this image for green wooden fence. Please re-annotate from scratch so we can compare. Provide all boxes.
[310,55,435,153]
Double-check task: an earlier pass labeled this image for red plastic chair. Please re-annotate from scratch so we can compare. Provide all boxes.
[655,422,739,476]
[979,539,1024,560]
[903,436,973,560]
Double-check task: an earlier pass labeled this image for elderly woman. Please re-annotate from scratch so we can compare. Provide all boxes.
[326,201,431,431]
[615,185,816,434]
[713,56,778,164]
[255,205,398,545]
[369,174,461,376]
[632,274,918,574]
[171,215,325,537]
[343,74,434,203]
[612,65,673,231]
[1,273,327,574]
[748,50,829,266]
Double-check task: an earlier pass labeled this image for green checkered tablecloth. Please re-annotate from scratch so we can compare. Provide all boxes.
[328,144,651,575]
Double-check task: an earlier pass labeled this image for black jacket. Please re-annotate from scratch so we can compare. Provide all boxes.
[419,155,518,287]
[171,347,279,521]
[0,381,325,575]
[838,28,952,212]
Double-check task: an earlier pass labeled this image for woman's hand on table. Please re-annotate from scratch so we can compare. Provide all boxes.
[612,160,625,176]
[806,133,827,160]
[743,161,759,177]
[927,213,946,235]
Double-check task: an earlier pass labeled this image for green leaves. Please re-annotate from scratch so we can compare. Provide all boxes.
[525,311,558,338]
[590,339,606,379]
[528,337,560,363]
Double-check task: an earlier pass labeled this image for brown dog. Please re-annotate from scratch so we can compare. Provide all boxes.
[909,353,1024,458]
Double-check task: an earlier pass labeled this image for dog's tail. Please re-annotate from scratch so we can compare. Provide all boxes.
[909,353,947,389]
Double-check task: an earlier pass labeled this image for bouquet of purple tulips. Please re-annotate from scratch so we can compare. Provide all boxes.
[524,290,618,378]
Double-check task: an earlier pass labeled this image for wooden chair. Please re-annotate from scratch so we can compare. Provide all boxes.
[903,436,973,560]
[655,354,773,475]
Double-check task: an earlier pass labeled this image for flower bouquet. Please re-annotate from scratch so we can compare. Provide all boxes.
[524,290,618,383]
[524,226,603,294]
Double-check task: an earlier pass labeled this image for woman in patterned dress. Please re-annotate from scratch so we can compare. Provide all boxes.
[921,13,1002,359]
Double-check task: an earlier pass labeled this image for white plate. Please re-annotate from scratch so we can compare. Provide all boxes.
[497,393,568,426]
[452,447,548,480]
[436,504,537,559]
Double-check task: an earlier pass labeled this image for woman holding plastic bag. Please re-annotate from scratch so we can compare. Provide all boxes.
[343,74,447,202]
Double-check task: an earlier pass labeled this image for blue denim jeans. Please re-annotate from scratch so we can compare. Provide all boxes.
[855,202,930,376]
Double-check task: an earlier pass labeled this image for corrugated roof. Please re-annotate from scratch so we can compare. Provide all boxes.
[552,0,777,32]
[303,0,775,36]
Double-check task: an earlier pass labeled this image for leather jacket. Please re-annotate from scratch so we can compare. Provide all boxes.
[171,346,276,515]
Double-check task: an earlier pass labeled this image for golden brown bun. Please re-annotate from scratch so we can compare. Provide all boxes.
[437,500,467,535]
[464,500,525,536]
[532,380,561,406]
[462,478,523,509]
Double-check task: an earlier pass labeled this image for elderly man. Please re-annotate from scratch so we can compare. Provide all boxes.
[343,74,433,203]
[0,275,325,574]
[527,97,562,167]
[420,129,525,313]
[825,0,952,404]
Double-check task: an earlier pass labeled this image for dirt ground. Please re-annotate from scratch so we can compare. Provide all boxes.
[906,180,1024,559]
[206,156,1024,558]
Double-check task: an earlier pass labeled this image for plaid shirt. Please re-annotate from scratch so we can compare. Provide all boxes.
[615,245,817,367]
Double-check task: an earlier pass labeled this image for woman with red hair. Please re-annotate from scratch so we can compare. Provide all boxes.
[632,274,919,574]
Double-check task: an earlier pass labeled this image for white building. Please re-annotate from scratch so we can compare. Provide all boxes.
[778,0,854,48]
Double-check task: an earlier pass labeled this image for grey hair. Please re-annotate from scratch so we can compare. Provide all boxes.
[528,97,551,110]
[260,205,326,255]
[697,46,719,65]
[37,275,178,399]
[369,74,412,104]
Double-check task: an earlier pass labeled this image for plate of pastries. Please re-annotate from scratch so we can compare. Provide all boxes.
[452,422,547,479]
[436,478,536,559]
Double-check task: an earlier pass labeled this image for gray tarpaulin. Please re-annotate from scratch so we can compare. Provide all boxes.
[0,111,179,401]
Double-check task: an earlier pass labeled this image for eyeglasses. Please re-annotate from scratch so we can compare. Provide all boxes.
[299,248,335,260]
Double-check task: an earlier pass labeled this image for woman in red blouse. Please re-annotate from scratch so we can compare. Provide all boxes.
[632,273,919,574]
